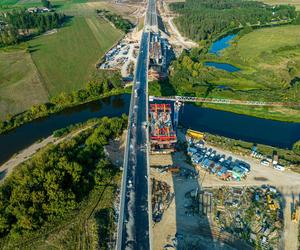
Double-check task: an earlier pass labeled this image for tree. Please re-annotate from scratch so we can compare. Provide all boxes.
[41,0,51,9]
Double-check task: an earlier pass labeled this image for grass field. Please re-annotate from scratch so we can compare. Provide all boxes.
[0,0,135,118]
[62,1,136,20]
[228,25,300,61]
[210,25,300,90]
[206,25,300,121]
[0,48,49,119]
[259,0,300,10]
[28,16,122,96]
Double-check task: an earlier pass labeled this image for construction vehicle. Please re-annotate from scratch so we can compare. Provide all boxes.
[167,166,180,173]
[220,171,232,181]
[186,129,204,140]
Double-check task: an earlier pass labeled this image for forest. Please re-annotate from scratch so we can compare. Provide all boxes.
[97,9,133,33]
[0,10,65,46]
[0,116,127,239]
[169,0,297,40]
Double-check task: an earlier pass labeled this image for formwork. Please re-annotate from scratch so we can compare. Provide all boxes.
[149,103,177,153]
[148,33,166,81]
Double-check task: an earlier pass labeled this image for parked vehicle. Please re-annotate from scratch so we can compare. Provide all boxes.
[274,164,285,171]
[260,159,270,166]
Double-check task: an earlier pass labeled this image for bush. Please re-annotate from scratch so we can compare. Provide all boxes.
[293,140,300,155]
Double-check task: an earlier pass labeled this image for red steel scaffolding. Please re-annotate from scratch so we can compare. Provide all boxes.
[149,103,177,153]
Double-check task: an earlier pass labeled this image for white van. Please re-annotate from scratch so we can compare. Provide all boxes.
[274,164,285,171]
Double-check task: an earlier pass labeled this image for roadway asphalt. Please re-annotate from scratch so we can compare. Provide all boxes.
[120,31,151,250]
[117,0,158,248]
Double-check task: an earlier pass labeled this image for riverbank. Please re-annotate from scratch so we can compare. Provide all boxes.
[0,119,99,182]
[198,103,300,123]
[0,116,126,248]
[203,132,300,173]
[0,94,130,165]
[162,23,300,123]
[0,86,130,135]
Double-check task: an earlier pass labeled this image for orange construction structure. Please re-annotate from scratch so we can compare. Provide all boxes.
[149,103,177,153]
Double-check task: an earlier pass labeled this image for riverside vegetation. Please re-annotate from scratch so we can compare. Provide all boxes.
[151,0,300,122]
[0,71,128,134]
[0,116,127,248]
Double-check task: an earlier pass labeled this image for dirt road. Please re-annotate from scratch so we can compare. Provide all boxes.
[0,135,62,182]
[157,0,197,50]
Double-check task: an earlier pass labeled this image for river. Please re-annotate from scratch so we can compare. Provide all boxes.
[0,94,299,165]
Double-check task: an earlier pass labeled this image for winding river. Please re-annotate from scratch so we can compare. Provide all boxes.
[0,94,299,165]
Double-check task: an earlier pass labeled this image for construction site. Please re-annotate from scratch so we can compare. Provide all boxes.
[148,32,173,80]
[149,103,177,154]
[148,121,300,249]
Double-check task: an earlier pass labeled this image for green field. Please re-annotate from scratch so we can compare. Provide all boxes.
[0,0,132,118]
[0,48,49,119]
[162,24,300,122]
[259,0,300,10]
[28,16,122,96]
[202,25,300,122]
[211,25,300,91]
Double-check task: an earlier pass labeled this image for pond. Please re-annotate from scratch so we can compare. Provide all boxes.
[206,34,241,72]
[209,34,237,55]
[0,94,299,165]
[204,62,240,72]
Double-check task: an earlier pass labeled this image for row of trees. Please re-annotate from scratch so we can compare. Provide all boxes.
[0,10,65,46]
[0,72,123,134]
[0,116,127,239]
[97,9,133,33]
[169,0,297,41]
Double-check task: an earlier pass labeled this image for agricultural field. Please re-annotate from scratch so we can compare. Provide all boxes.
[0,48,49,120]
[0,0,130,118]
[28,16,122,96]
[62,1,137,21]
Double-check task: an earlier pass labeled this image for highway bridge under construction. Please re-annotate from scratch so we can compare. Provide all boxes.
[115,0,300,248]
[116,0,159,248]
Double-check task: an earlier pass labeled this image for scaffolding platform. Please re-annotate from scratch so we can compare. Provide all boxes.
[149,103,177,153]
